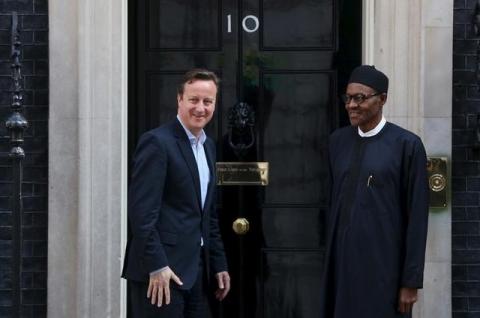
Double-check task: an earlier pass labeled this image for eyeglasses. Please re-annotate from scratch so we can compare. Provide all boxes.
[341,92,382,104]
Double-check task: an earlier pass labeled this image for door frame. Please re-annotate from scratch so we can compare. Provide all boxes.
[48,0,454,318]
[121,1,376,316]
[362,0,375,64]
[120,0,377,316]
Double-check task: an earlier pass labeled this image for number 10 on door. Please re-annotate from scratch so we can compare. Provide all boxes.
[227,14,260,33]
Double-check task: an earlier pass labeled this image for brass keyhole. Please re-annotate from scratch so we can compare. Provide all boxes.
[232,218,250,235]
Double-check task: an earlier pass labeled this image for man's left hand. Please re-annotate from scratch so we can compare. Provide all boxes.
[214,271,231,301]
[397,287,418,314]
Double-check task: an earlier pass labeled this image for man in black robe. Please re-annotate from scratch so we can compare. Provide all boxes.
[319,65,429,318]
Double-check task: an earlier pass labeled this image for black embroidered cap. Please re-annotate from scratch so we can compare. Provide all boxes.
[348,65,389,94]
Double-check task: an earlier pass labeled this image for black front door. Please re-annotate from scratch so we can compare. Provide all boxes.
[129,1,361,317]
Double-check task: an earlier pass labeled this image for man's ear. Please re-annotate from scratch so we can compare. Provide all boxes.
[380,93,388,105]
[177,94,183,103]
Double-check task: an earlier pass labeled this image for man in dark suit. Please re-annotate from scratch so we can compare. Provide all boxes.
[122,69,230,317]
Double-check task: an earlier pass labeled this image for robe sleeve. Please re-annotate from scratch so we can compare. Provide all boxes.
[400,137,429,288]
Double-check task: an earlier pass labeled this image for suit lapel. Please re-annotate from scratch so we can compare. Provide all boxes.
[173,120,202,212]
[203,139,215,212]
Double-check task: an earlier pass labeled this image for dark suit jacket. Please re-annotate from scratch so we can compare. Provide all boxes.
[122,119,228,289]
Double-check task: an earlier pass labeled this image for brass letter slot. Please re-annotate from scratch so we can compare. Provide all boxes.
[427,157,447,208]
[216,162,269,186]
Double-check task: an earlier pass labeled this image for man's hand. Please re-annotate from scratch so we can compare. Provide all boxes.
[147,267,183,307]
[214,271,231,301]
[397,287,418,314]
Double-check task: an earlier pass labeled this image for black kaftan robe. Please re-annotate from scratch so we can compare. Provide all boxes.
[319,122,429,318]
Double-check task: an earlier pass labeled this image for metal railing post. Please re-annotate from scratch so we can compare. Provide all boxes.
[6,12,28,317]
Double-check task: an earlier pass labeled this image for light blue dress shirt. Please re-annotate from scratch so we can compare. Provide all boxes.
[177,115,210,209]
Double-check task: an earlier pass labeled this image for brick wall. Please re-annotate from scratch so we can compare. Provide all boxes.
[453,0,480,317]
[0,1,48,317]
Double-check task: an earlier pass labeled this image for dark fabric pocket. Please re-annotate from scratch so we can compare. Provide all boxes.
[159,231,178,245]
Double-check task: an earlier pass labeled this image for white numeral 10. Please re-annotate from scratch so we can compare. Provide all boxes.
[227,14,260,33]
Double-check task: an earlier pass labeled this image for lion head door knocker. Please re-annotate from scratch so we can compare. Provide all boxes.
[227,102,255,159]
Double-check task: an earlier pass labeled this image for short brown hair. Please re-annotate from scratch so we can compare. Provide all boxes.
[177,69,220,96]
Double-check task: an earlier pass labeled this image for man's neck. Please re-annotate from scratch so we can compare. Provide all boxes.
[177,115,204,140]
[358,116,386,137]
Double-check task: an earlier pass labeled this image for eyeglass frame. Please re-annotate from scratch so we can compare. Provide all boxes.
[340,92,383,104]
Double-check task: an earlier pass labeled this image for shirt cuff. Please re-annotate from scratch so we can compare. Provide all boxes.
[150,266,168,276]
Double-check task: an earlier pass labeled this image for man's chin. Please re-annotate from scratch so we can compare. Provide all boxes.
[349,119,359,126]
[195,118,211,126]
[193,121,207,129]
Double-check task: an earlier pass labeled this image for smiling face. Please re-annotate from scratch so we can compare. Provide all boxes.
[345,82,387,132]
[177,79,217,136]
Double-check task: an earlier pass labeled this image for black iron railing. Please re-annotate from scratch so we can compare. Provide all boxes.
[5,12,27,317]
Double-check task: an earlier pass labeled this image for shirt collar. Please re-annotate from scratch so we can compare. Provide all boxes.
[358,116,386,137]
[177,115,206,146]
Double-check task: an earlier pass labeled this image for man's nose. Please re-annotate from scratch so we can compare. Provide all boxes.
[193,100,205,107]
[345,99,358,108]
[193,104,206,112]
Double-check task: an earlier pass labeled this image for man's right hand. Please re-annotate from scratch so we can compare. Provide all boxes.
[147,267,183,307]
[397,287,418,314]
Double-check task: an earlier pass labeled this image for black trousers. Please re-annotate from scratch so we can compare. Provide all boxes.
[129,258,208,318]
